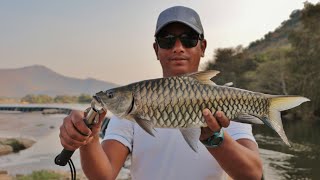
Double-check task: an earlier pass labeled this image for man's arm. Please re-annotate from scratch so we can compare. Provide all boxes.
[80,137,129,180]
[59,110,129,180]
[201,109,263,180]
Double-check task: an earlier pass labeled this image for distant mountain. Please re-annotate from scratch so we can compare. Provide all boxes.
[0,65,118,98]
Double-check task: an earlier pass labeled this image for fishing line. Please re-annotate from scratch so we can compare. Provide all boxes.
[67,159,76,180]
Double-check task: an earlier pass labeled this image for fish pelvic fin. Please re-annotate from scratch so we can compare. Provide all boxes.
[233,113,264,124]
[189,70,220,85]
[179,128,201,152]
[265,95,310,146]
[135,117,156,137]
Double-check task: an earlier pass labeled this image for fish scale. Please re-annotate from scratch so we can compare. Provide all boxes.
[94,70,310,150]
[131,76,269,129]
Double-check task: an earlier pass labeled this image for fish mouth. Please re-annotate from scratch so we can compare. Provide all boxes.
[92,95,100,104]
[92,94,105,109]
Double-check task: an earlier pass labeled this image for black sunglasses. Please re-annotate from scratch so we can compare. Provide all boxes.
[156,33,202,49]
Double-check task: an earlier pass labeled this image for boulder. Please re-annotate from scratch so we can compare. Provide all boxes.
[17,138,35,149]
[0,144,13,156]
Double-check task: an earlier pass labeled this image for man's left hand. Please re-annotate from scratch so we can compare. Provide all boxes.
[200,109,230,141]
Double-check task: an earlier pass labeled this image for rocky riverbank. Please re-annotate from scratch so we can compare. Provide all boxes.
[0,111,131,180]
[1,110,294,180]
[0,137,35,156]
[0,112,83,179]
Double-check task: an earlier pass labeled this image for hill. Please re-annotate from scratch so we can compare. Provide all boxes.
[205,2,320,120]
[0,65,118,98]
[246,9,301,55]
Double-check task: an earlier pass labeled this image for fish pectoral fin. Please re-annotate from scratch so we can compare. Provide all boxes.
[179,128,201,152]
[189,70,219,85]
[233,113,264,124]
[135,118,156,137]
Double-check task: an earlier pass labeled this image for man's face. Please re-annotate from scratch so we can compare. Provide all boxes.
[154,23,206,77]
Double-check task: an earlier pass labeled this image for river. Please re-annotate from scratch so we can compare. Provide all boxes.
[254,119,320,180]
[0,112,83,175]
[0,104,319,179]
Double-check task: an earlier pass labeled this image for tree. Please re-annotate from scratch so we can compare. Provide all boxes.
[204,46,257,89]
[78,94,92,103]
[246,47,291,95]
[21,94,53,103]
[287,2,320,117]
[54,95,78,103]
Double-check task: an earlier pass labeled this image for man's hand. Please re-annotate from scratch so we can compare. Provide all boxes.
[200,109,230,141]
[59,110,106,151]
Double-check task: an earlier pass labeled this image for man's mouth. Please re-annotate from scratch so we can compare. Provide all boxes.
[169,56,189,61]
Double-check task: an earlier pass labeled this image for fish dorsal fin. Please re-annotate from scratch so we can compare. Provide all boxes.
[233,113,264,124]
[223,82,233,87]
[188,70,219,85]
[179,128,201,152]
[135,117,156,137]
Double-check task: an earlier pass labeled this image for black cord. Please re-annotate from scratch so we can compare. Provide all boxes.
[67,159,76,180]
[67,160,73,180]
[70,159,76,180]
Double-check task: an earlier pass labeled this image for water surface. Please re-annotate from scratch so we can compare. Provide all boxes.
[0,104,319,179]
[254,119,320,179]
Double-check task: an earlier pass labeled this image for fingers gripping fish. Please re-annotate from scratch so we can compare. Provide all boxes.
[93,70,310,152]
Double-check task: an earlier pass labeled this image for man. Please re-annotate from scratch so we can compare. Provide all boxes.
[59,6,263,180]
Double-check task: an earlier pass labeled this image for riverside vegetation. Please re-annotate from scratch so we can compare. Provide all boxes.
[0,94,92,104]
[204,2,320,122]
[20,94,92,104]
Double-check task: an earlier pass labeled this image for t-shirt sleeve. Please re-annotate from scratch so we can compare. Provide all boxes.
[224,121,257,144]
[102,116,134,152]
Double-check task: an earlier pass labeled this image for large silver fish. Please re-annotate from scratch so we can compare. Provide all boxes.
[93,70,309,151]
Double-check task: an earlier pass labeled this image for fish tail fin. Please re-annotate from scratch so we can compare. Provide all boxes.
[263,95,310,146]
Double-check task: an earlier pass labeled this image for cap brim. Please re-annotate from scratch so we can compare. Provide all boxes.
[155,20,202,36]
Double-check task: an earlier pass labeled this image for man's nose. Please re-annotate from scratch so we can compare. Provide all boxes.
[172,38,185,53]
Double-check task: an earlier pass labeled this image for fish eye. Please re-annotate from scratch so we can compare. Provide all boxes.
[107,91,114,98]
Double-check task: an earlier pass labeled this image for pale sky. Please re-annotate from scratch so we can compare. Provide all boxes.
[0,0,318,85]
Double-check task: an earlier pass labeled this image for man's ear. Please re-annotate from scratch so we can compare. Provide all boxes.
[200,39,207,57]
[153,42,159,60]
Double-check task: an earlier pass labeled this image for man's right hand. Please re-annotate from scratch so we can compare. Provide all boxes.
[59,110,107,151]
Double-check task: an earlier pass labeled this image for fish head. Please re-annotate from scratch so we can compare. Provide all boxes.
[93,87,134,118]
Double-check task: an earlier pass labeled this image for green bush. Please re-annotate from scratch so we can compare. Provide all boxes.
[16,170,63,180]
[78,94,92,103]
